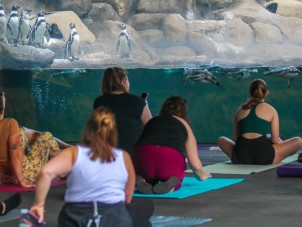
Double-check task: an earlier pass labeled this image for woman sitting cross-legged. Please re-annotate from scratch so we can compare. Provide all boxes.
[133,96,211,194]
[217,79,302,164]
[29,107,154,227]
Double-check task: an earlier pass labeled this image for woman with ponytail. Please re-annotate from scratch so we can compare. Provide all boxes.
[30,107,154,227]
[218,79,302,164]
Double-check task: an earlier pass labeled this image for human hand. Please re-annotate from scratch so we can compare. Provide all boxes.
[20,181,36,188]
[29,205,45,223]
[194,169,212,181]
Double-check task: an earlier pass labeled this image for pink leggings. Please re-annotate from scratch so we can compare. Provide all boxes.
[133,145,185,191]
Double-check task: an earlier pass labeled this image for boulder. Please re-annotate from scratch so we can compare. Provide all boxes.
[41,0,92,17]
[45,11,96,43]
[266,0,302,18]
[0,43,55,69]
[137,0,200,20]
[88,3,121,24]
[137,29,164,47]
[161,14,187,46]
[94,0,136,20]
[251,22,283,44]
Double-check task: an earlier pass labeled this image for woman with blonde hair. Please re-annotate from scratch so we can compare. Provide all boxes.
[30,107,153,226]
[218,79,302,164]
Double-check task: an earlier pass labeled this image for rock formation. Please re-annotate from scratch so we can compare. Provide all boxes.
[0,0,302,69]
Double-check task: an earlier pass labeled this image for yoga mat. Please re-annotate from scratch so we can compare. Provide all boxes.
[0,209,20,223]
[186,154,298,175]
[133,177,243,199]
[0,179,66,192]
[150,215,212,227]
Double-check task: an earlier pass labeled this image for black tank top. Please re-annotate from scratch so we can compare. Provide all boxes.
[135,115,188,156]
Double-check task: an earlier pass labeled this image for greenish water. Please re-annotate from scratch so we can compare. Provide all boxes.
[1,66,301,143]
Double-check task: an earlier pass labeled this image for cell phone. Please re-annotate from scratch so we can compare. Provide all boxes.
[140,92,149,100]
[20,212,47,226]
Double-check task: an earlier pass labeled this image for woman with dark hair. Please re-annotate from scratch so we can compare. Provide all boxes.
[93,67,152,157]
[133,96,211,194]
[217,79,302,164]
[29,107,153,227]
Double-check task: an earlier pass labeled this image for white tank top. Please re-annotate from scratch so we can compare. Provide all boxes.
[65,145,128,203]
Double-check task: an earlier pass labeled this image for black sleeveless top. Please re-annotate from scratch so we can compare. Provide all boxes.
[135,115,188,157]
[238,103,270,136]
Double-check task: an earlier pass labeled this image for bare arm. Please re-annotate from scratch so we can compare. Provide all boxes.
[8,134,35,188]
[29,146,76,222]
[123,151,135,204]
[270,108,279,144]
[175,116,211,180]
[141,104,152,125]
[233,107,241,141]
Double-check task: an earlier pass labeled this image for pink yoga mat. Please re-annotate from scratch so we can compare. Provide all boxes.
[0,179,66,192]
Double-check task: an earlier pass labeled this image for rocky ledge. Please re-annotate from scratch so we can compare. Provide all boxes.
[0,0,302,69]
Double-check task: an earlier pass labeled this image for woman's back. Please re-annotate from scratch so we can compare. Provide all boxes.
[65,145,128,204]
[93,93,145,155]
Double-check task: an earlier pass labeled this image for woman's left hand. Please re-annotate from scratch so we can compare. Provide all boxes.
[29,205,45,224]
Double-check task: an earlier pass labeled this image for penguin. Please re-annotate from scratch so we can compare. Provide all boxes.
[183,69,223,88]
[29,11,50,48]
[6,5,20,44]
[0,5,8,43]
[116,23,132,58]
[17,9,32,45]
[65,22,81,61]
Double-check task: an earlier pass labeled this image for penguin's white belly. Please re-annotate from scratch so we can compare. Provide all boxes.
[33,24,46,44]
[119,36,129,55]
[19,21,30,41]
[0,18,6,39]
[7,17,19,40]
[71,35,80,56]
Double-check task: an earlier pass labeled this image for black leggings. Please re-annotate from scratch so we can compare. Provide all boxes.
[58,198,154,227]
[232,136,275,164]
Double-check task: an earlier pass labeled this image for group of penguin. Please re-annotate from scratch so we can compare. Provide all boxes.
[0,4,81,61]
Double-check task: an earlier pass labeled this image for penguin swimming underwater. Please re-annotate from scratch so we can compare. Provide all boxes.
[183,69,223,88]
[0,5,8,43]
[116,24,132,58]
[65,22,81,61]
[17,9,32,45]
[29,11,50,48]
[6,5,20,44]
[264,66,302,88]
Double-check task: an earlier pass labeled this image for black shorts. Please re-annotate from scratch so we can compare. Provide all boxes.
[231,136,275,164]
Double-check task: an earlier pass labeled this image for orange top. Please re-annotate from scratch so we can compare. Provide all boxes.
[0,118,19,165]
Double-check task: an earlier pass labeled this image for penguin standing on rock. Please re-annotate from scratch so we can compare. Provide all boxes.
[6,5,20,44]
[29,11,50,48]
[116,23,132,58]
[0,5,8,43]
[17,9,32,45]
[65,22,81,61]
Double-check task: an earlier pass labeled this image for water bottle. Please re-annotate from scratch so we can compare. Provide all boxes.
[19,209,30,227]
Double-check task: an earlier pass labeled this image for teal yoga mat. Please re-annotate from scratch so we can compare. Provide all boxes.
[133,177,244,199]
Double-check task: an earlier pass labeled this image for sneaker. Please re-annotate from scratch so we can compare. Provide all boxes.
[153,177,180,194]
[136,175,153,194]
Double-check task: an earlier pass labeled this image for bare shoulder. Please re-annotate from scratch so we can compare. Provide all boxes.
[259,102,277,113]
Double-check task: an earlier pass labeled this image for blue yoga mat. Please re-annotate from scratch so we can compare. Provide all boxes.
[133,177,244,199]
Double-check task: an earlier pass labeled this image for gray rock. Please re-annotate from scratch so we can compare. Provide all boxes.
[137,0,200,20]
[251,22,283,44]
[0,43,54,69]
[88,3,121,24]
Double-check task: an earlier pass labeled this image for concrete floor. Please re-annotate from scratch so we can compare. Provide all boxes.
[1,148,302,227]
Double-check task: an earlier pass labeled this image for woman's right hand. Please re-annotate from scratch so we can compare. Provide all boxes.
[20,181,36,188]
